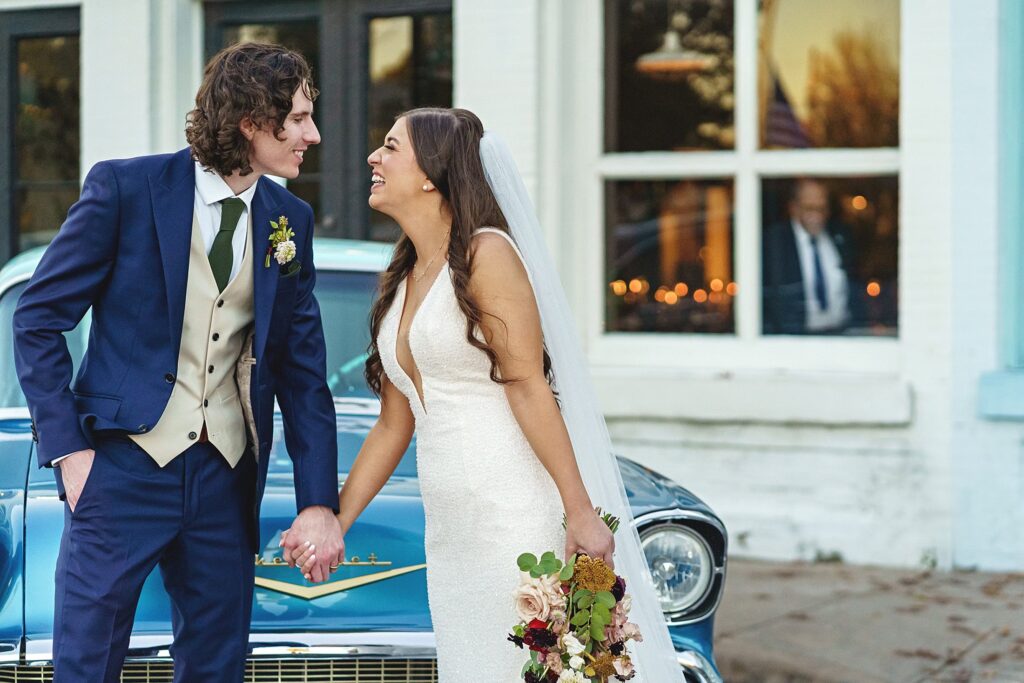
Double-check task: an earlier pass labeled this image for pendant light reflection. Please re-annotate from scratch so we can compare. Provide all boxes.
[635,10,716,78]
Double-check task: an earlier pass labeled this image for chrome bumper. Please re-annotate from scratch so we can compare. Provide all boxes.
[678,650,724,683]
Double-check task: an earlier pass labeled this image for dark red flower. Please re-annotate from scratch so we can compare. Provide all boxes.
[525,626,557,651]
[612,576,626,602]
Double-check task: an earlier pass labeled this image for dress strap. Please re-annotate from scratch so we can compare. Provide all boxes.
[472,227,534,286]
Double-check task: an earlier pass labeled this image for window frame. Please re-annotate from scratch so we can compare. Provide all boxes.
[203,0,451,240]
[978,0,1024,419]
[0,7,81,265]
[580,0,902,374]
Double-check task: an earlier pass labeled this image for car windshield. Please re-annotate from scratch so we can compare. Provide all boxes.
[0,268,417,477]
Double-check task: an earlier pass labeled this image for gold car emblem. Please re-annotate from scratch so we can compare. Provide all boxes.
[253,552,426,600]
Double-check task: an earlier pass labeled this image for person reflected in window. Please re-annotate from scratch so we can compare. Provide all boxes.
[762,178,854,335]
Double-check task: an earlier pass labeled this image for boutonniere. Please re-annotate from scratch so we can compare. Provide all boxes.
[265,215,297,270]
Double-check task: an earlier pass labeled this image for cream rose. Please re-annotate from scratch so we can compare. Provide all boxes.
[513,572,566,623]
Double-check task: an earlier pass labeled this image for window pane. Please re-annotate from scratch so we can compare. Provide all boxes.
[367,13,454,242]
[759,0,899,149]
[15,35,80,251]
[607,179,735,333]
[761,176,898,336]
[221,23,321,191]
[606,0,735,152]
[17,185,81,251]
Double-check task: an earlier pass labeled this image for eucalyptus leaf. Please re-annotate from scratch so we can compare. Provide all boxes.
[591,622,606,641]
[570,610,590,627]
[596,591,616,609]
[573,589,593,605]
[559,563,575,581]
[517,553,538,571]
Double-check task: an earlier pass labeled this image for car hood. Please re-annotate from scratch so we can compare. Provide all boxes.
[22,477,431,645]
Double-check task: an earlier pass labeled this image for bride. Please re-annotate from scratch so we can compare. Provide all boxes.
[290,107,682,682]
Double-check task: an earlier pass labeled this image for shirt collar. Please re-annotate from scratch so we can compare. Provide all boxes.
[195,162,259,211]
[791,219,820,244]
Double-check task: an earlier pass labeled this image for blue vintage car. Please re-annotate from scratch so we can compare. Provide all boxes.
[0,239,726,683]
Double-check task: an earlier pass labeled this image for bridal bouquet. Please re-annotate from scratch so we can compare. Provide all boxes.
[507,512,642,682]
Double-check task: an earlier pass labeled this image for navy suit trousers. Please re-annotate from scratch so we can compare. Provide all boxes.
[52,435,257,683]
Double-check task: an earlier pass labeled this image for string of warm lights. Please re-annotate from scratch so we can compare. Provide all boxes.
[609,278,884,303]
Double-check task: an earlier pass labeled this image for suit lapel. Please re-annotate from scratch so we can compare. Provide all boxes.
[251,178,283,364]
[150,149,196,352]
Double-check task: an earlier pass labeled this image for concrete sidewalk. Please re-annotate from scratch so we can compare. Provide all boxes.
[714,559,1024,683]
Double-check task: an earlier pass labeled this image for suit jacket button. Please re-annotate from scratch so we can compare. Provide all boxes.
[203,399,209,407]
[212,333,220,341]
[138,424,148,433]
[217,300,225,308]
[164,373,175,383]
[188,431,197,440]
[208,365,214,373]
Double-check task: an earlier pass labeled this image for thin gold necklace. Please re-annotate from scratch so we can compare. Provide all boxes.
[412,231,450,282]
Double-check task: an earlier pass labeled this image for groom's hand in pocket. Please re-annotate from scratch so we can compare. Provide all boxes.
[57,449,95,513]
[281,505,344,583]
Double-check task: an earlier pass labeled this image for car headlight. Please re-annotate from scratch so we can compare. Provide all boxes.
[640,524,714,615]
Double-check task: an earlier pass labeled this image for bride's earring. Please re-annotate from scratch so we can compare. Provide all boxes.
[422,184,430,192]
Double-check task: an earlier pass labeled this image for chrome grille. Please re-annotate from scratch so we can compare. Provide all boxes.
[0,658,438,682]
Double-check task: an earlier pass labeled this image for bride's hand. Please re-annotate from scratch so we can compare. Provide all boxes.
[564,509,615,569]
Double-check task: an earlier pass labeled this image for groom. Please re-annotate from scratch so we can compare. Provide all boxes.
[12,43,343,681]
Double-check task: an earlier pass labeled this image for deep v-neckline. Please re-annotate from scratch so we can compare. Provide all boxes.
[394,260,450,414]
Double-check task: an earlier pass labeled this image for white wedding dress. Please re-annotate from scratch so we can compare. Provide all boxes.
[377,228,565,682]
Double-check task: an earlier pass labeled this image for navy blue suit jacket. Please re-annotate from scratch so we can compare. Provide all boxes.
[12,147,338,517]
[761,220,859,335]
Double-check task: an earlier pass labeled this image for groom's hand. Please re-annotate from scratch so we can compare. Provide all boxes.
[57,449,95,513]
[281,505,344,583]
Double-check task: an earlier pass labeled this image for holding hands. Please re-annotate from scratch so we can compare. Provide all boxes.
[280,505,345,583]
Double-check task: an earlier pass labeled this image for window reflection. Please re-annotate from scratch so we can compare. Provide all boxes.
[758,0,899,149]
[367,13,453,242]
[606,0,735,152]
[607,179,735,333]
[15,35,80,252]
[761,176,898,336]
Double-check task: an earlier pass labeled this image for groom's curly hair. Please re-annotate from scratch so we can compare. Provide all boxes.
[365,108,555,396]
[186,42,318,177]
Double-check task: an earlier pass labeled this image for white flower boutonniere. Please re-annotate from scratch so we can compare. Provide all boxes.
[266,215,300,276]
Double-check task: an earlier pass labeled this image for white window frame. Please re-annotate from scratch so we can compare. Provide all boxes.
[564,0,904,378]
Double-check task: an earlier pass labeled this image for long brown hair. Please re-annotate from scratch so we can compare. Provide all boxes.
[364,107,554,395]
[186,42,319,177]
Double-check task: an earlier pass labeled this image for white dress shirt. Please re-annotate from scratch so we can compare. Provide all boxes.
[791,220,849,332]
[54,164,258,467]
[194,161,257,283]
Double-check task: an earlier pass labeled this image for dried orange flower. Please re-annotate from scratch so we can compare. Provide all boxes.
[574,555,616,593]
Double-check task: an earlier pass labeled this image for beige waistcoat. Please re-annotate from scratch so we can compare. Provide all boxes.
[131,212,255,467]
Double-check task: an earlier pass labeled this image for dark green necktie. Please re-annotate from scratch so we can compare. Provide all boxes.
[208,198,245,292]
